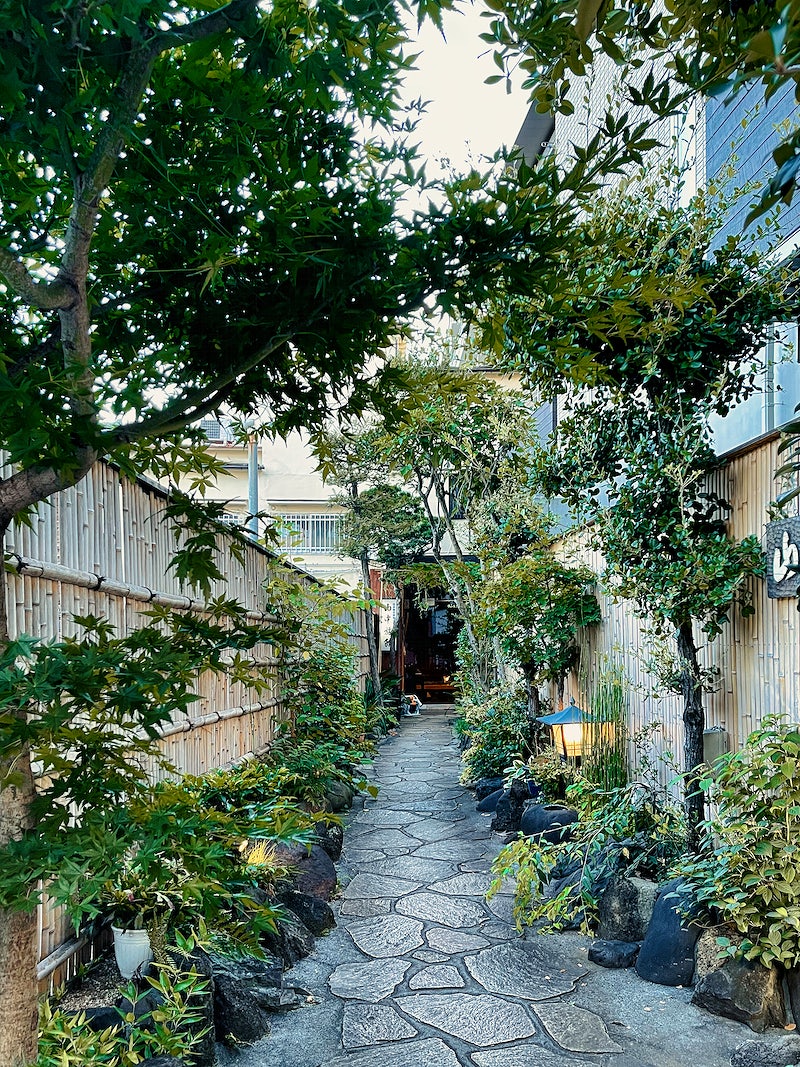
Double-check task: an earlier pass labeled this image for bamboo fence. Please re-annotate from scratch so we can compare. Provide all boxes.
[554,434,800,791]
[3,460,370,990]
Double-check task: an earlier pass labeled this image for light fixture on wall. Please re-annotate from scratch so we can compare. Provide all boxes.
[536,700,587,760]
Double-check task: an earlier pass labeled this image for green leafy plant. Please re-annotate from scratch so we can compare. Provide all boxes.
[504,745,581,802]
[491,774,687,932]
[459,687,534,783]
[677,717,800,968]
[35,963,209,1066]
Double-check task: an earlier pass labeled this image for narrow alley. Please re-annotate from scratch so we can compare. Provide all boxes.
[225,707,751,1067]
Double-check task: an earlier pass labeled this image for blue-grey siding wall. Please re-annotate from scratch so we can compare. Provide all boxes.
[706,80,800,250]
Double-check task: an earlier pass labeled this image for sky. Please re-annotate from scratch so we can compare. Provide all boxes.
[400,3,529,173]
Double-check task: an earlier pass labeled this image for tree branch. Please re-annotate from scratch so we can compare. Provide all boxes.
[107,329,294,446]
[0,247,74,310]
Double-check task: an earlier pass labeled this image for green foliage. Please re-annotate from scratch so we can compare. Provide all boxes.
[459,687,534,782]
[581,662,629,791]
[677,717,800,968]
[491,775,687,932]
[35,964,209,1066]
[475,549,600,689]
[337,485,431,574]
[504,745,580,802]
[483,0,800,213]
[0,605,282,917]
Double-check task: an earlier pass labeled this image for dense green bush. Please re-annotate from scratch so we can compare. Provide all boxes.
[36,964,208,1066]
[459,687,534,782]
[677,718,800,968]
[490,776,687,932]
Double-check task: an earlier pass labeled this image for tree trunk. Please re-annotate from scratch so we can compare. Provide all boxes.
[359,548,382,706]
[522,664,541,753]
[677,619,705,850]
[0,524,40,1067]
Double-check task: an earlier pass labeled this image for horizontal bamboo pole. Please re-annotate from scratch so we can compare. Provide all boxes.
[159,699,281,739]
[8,554,275,623]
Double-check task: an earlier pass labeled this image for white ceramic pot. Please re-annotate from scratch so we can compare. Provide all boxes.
[112,925,153,979]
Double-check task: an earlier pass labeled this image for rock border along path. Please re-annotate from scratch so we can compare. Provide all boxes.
[222,707,748,1067]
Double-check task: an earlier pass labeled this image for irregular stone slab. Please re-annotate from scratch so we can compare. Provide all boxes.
[533,1002,622,1054]
[397,992,536,1046]
[472,1049,598,1067]
[350,810,423,829]
[397,891,488,928]
[361,856,456,883]
[329,959,411,1002]
[347,915,425,958]
[344,849,387,865]
[324,1038,463,1067]
[408,965,465,990]
[342,1003,418,1049]
[343,873,421,899]
[413,949,451,963]
[348,829,422,851]
[414,840,488,862]
[480,921,520,942]
[427,927,490,953]
[429,873,494,896]
[410,817,467,842]
[465,942,587,1001]
[339,898,392,918]
[485,894,515,924]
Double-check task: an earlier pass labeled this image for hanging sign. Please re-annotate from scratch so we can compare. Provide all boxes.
[766,517,800,598]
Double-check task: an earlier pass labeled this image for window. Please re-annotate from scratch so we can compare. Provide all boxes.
[275,513,343,554]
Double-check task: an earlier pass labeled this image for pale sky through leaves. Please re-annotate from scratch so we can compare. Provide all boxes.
[402,2,528,173]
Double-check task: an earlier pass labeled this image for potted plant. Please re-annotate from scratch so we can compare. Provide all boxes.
[101,854,191,979]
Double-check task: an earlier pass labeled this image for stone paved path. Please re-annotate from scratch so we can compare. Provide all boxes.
[221,707,750,1067]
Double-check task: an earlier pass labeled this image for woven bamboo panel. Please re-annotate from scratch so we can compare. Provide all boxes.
[2,459,369,989]
[555,435,800,790]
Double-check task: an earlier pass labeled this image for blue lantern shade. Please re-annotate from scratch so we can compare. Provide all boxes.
[536,701,586,759]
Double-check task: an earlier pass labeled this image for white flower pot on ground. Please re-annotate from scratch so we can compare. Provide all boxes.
[112,926,153,979]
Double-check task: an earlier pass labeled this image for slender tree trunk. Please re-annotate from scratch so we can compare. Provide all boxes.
[359,548,382,706]
[522,663,542,753]
[676,619,705,850]
[0,524,40,1067]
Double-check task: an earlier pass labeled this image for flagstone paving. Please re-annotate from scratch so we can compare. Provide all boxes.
[219,706,756,1067]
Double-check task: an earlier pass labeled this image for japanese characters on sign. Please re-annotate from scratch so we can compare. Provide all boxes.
[766,518,800,598]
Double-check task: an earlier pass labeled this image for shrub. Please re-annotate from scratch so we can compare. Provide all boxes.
[490,775,687,932]
[458,687,533,782]
[677,717,800,968]
[35,964,209,1066]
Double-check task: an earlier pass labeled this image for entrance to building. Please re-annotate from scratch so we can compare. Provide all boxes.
[399,587,460,702]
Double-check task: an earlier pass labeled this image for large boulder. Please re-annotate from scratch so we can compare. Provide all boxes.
[282,889,336,935]
[209,952,284,1045]
[597,873,658,942]
[491,780,530,833]
[324,779,355,813]
[730,1037,800,1067]
[476,788,503,814]
[473,777,504,800]
[519,803,579,844]
[273,842,337,900]
[635,878,702,986]
[693,957,785,1033]
[261,914,316,967]
[588,939,641,969]
[314,820,344,861]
